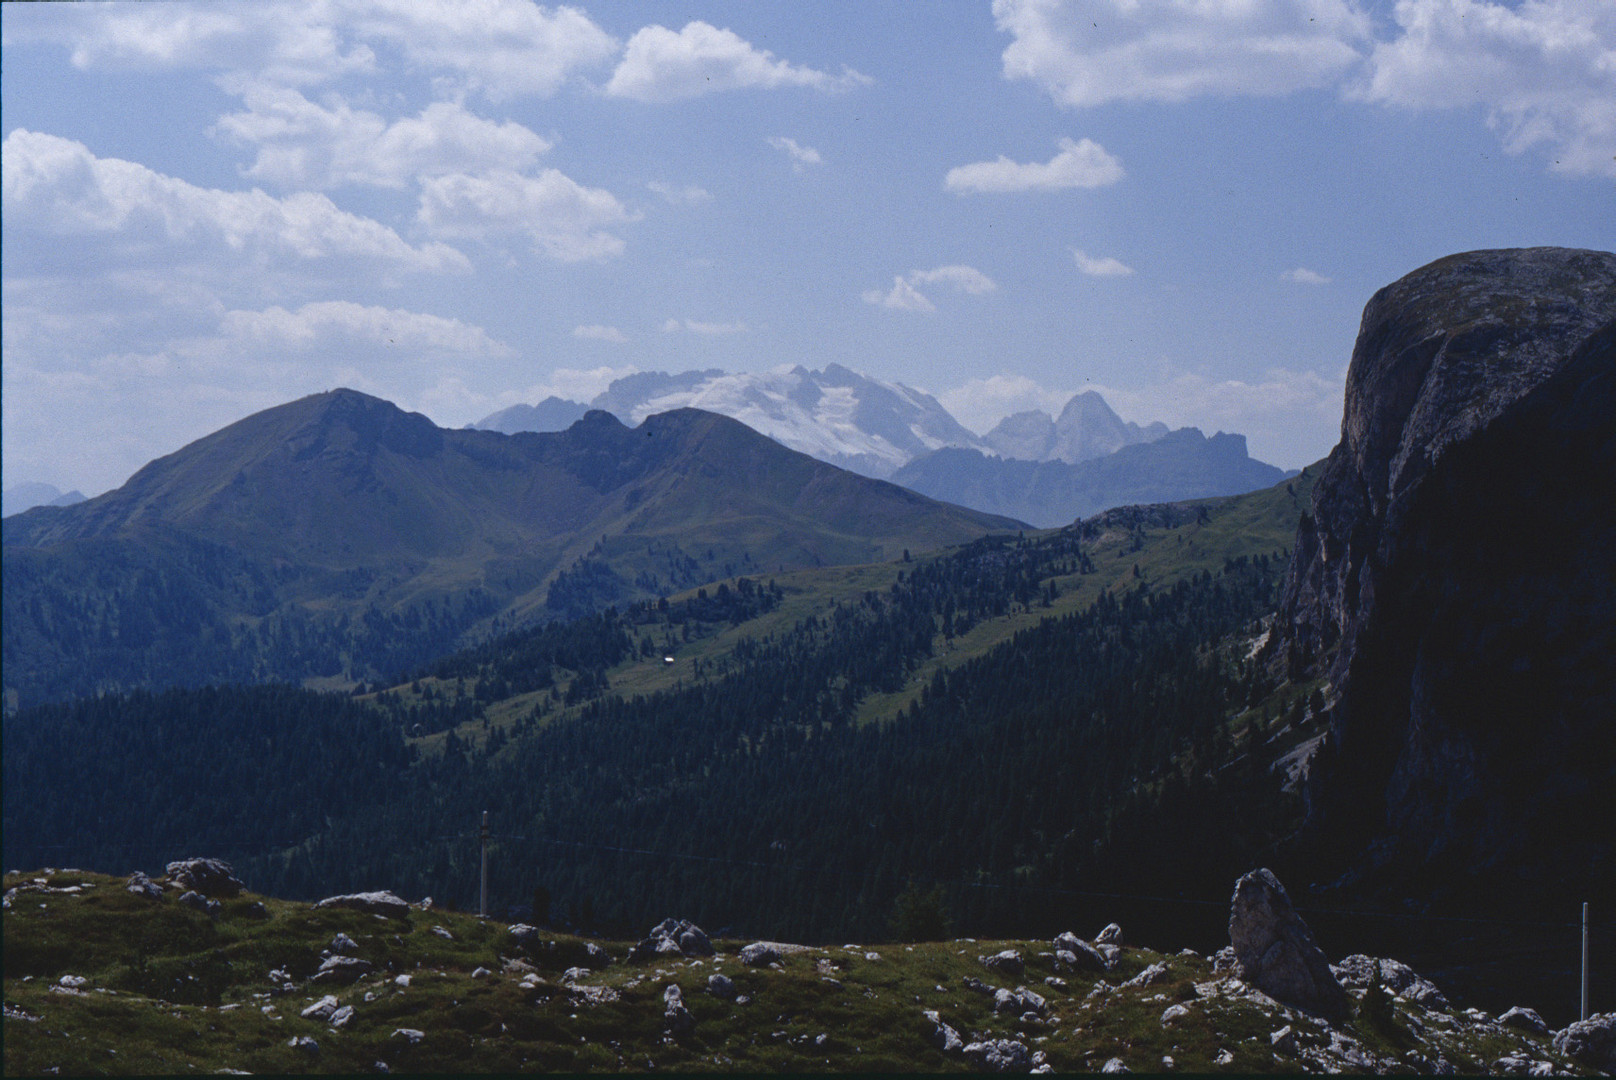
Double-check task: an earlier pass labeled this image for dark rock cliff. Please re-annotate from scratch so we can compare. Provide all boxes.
[1275,247,1616,905]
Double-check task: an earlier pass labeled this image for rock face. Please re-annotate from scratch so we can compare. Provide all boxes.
[1228,868,1348,1020]
[1276,248,1616,898]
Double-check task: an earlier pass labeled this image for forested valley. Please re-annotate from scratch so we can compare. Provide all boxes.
[4,480,1322,951]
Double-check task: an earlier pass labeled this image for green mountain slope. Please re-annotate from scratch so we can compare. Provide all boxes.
[2,390,1020,707]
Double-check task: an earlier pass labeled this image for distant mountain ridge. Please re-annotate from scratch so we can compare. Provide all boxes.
[982,390,1169,464]
[475,396,590,435]
[3,389,1020,706]
[895,428,1295,528]
[2,482,86,519]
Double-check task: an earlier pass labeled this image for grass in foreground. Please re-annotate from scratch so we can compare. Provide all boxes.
[3,868,1590,1075]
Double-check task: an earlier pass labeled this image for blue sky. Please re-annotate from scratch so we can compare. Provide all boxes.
[3,0,1612,495]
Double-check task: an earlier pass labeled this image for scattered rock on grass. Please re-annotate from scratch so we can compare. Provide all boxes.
[1124,962,1170,988]
[1161,1003,1191,1025]
[963,1037,1031,1072]
[663,983,695,1035]
[391,1028,424,1045]
[125,871,164,900]
[314,956,374,985]
[315,890,411,919]
[924,1009,963,1054]
[707,973,737,1000]
[993,985,1048,1017]
[300,995,340,1021]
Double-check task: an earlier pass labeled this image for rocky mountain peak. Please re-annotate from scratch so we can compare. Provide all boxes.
[1276,246,1616,901]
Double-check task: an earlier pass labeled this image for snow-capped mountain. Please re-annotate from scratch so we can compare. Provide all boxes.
[481,364,990,479]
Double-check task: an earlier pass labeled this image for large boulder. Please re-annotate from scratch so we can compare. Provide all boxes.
[1228,868,1348,1020]
[1052,932,1106,972]
[1554,1013,1616,1072]
[1275,248,1616,897]
[166,858,245,898]
[979,949,1025,979]
[739,942,784,967]
[314,891,411,919]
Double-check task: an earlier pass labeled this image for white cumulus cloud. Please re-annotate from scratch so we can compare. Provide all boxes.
[945,137,1125,193]
[220,301,513,357]
[213,85,552,189]
[678,318,746,334]
[14,0,620,99]
[767,136,824,172]
[604,21,870,102]
[573,324,629,343]
[1282,267,1332,285]
[416,168,639,262]
[863,265,998,312]
[1351,0,1616,177]
[910,265,999,294]
[646,181,712,205]
[2,128,467,273]
[993,0,1371,107]
[863,277,937,313]
[989,0,1613,176]
[1073,249,1136,277]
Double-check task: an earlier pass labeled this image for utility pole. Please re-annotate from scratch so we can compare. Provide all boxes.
[1582,901,1590,1022]
[479,810,490,918]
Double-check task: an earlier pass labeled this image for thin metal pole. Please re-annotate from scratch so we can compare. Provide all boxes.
[480,811,489,918]
[1582,902,1590,1022]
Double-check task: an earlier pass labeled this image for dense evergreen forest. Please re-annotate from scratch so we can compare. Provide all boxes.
[4,521,1301,948]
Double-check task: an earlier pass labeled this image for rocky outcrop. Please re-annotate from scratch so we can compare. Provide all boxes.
[626,918,712,963]
[166,858,245,898]
[1228,868,1348,1020]
[1553,1013,1616,1072]
[1275,247,1616,898]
